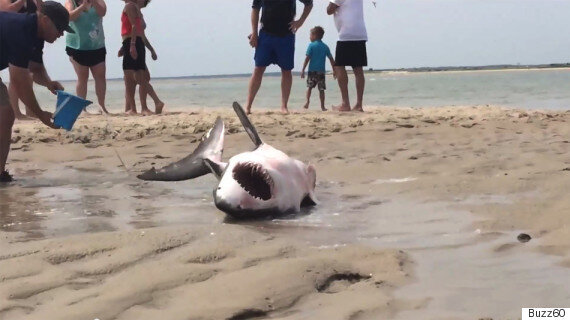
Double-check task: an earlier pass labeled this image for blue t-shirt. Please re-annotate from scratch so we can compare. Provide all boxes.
[306,40,332,72]
[0,11,40,71]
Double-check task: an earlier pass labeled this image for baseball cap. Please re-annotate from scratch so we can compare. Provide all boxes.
[40,1,75,34]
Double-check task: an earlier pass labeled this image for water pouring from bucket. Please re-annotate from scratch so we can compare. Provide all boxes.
[53,91,92,131]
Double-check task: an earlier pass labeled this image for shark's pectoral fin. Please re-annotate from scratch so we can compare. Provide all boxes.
[301,193,318,207]
[204,158,227,180]
[233,102,263,147]
[137,117,225,181]
[301,163,318,207]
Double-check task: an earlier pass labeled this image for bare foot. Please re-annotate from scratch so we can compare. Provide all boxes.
[332,104,351,112]
[352,105,364,112]
[99,106,113,115]
[15,114,34,121]
[141,109,155,116]
[126,110,137,116]
[303,102,309,109]
[321,107,328,111]
[246,106,252,115]
[155,101,165,114]
[84,107,102,116]
[281,107,290,115]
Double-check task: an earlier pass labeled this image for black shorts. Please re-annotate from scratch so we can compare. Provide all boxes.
[122,37,146,71]
[66,47,106,67]
[335,41,368,67]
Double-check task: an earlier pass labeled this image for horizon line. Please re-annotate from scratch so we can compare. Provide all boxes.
[51,62,570,82]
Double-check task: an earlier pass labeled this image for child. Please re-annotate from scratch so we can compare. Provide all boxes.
[301,26,336,111]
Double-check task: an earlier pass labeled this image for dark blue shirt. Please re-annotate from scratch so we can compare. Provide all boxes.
[252,0,313,37]
[0,11,40,71]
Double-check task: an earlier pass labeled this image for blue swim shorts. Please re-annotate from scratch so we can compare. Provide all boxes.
[254,30,295,71]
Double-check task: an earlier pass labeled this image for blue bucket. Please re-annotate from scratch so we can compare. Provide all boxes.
[53,91,92,131]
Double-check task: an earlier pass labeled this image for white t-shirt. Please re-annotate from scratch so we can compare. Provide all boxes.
[331,0,368,41]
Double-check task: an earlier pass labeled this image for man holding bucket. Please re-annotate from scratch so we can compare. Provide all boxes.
[0,1,73,182]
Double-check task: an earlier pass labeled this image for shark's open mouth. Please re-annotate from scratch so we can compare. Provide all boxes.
[232,162,273,201]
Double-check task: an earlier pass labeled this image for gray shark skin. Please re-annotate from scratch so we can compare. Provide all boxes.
[138,102,318,219]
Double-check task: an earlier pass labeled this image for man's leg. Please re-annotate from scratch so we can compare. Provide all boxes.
[353,66,365,112]
[303,87,312,109]
[246,66,266,115]
[281,69,292,114]
[333,66,351,111]
[0,80,15,176]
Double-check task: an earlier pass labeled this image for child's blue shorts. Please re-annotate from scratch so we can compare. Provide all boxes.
[254,30,295,71]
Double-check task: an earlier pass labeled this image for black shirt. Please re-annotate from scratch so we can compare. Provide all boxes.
[0,12,41,70]
[252,0,313,37]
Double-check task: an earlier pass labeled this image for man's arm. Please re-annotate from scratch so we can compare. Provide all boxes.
[28,61,63,94]
[0,0,25,12]
[249,7,260,47]
[328,55,337,79]
[327,2,339,15]
[290,2,313,33]
[9,64,56,128]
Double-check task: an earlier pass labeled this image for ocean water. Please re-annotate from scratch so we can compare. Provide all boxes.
[31,68,570,113]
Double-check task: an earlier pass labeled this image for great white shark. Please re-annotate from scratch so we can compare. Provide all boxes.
[138,102,318,219]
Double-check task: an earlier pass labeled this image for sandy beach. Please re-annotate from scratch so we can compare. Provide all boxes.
[1,105,569,319]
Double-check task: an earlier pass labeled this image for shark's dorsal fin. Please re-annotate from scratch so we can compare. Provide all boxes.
[233,102,262,147]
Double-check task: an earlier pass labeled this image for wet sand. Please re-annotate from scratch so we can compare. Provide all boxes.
[1,106,569,319]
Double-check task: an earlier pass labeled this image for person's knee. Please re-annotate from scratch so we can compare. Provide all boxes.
[253,67,266,76]
[78,72,89,83]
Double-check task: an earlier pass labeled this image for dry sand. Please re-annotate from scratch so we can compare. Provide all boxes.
[0,106,569,319]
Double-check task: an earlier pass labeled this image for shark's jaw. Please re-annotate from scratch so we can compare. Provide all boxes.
[232,161,274,201]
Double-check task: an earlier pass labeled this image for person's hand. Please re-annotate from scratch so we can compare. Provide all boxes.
[38,111,58,129]
[129,43,138,60]
[332,69,337,80]
[47,81,64,95]
[301,71,305,79]
[79,0,91,11]
[289,20,304,33]
[248,33,258,48]
[151,49,157,60]
[117,46,124,57]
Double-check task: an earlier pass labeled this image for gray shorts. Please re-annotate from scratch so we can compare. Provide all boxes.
[307,71,326,91]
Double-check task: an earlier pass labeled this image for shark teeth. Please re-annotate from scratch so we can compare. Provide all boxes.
[232,162,274,201]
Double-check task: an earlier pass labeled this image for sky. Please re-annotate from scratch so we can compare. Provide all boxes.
[4,0,570,80]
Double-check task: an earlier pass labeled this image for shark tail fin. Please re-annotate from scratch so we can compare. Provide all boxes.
[137,117,225,181]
